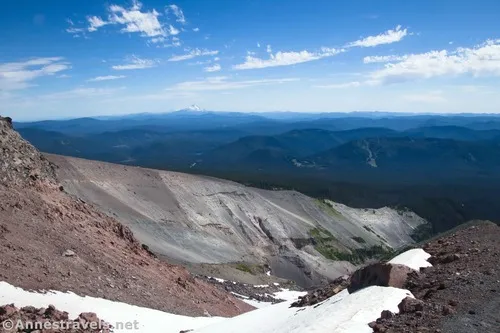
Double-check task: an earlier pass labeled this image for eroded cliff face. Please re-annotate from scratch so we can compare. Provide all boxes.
[0,116,253,317]
[47,153,427,287]
[0,116,56,186]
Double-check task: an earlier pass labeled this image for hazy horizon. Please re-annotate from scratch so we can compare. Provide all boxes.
[2,0,500,121]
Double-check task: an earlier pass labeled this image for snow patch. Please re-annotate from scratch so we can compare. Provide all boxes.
[0,248,432,333]
[389,248,432,271]
[194,287,413,333]
[272,289,307,302]
[207,276,226,283]
[0,282,222,333]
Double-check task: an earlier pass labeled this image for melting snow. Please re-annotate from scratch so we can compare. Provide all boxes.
[389,248,432,271]
[0,248,432,333]
[194,287,412,333]
[0,282,223,333]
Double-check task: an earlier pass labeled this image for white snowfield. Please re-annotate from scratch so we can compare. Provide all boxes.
[389,248,432,271]
[0,248,432,333]
[0,282,223,333]
[236,289,308,309]
[195,288,412,333]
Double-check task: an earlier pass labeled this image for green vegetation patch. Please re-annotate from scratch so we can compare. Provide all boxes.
[411,222,434,243]
[351,236,367,244]
[315,199,343,218]
[308,226,392,264]
[235,263,253,273]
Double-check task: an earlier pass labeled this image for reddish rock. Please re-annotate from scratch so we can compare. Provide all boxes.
[79,312,99,323]
[0,304,17,319]
[380,310,394,319]
[442,305,455,315]
[398,297,424,313]
[348,263,415,293]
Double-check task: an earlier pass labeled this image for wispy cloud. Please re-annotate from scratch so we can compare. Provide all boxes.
[363,55,408,63]
[65,18,86,37]
[369,39,500,84]
[112,56,157,70]
[166,76,299,92]
[69,0,184,44]
[87,16,108,32]
[167,4,186,24]
[204,64,221,72]
[233,47,344,70]
[167,25,180,35]
[347,25,409,48]
[315,81,361,89]
[168,48,219,62]
[0,57,70,90]
[107,1,164,37]
[87,75,126,82]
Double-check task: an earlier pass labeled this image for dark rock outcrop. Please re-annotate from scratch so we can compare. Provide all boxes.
[0,304,111,333]
[348,263,415,293]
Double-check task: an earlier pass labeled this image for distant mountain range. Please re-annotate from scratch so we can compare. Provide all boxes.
[14,112,500,233]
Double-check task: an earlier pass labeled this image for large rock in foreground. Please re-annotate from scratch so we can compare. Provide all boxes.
[348,263,415,293]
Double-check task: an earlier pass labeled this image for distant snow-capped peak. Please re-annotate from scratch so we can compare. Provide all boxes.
[180,104,203,112]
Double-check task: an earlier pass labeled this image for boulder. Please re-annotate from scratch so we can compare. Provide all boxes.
[398,296,424,313]
[348,263,415,293]
[62,249,76,257]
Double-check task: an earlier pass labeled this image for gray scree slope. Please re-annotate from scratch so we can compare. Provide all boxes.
[47,154,426,287]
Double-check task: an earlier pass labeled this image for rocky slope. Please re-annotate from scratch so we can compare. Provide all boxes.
[46,153,427,287]
[372,222,500,332]
[0,116,252,317]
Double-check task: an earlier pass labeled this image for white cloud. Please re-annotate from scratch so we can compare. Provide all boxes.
[315,81,361,89]
[82,0,183,40]
[66,27,85,34]
[233,47,344,70]
[369,39,500,84]
[112,56,157,70]
[87,75,126,82]
[108,2,164,37]
[167,4,186,24]
[363,55,408,63]
[166,76,299,92]
[0,57,70,90]
[168,25,180,35]
[57,74,71,79]
[87,16,108,32]
[65,18,86,37]
[267,44,272,53]
[193,27,200,32]
[204,64,221,72]
[257,42,261,48]
[150,36,166,44]
[347,25,408,48]
[168,48,219,62]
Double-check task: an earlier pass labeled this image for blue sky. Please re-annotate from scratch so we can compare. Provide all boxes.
[1,0,500,120]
